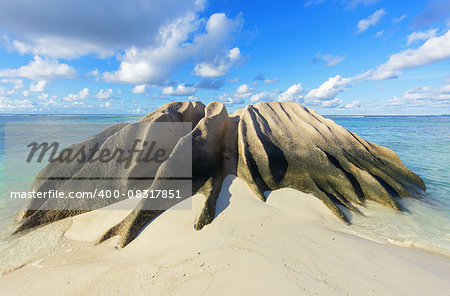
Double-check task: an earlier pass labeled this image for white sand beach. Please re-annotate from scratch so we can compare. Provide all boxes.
[0,175,449,295]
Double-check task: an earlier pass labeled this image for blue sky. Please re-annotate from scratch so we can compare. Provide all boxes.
[0,0,449,114]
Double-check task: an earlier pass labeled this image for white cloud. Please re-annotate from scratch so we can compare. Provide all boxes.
[233,84,253,99]
[264,78,279,84]
[187,95,200,101]
[0,86,15,97]
[193,47,243,78]
[357,9,387,33]
[37,94,61,107]
[0,56,76,81]
[343,100,361,109]
[29,80,47,92]
[314,52,345,66]
[162,84,196,96]
[371,30,450,80]
[302,31,450,107]
[375,31,384,37]
[225,83,303,104]
[11,38,114,60]
[0,0,206,59]
[306,75,353,101]
[320,98,343,108]
[236,84,252,94]
[278,83,304,102]
[104,13,242,84]
[1,79,24,89]
[0,96,34,111]
[217,83,255,104]
[38,93,49,101]
[407,28,438,45]
[217,94,243,105]
[63,88,89,102]
[96,88,112,99]
[22,90,30,97]
[388,83,450,108]
[250,91,276,102]
[131,85,147,94]
[100,100,112,108]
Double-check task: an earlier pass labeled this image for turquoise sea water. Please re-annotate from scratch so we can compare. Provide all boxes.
[0,114,449,256]
[328,115,450,255]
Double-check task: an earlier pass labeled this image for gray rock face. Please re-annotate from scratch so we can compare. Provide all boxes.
[14,101,426,246]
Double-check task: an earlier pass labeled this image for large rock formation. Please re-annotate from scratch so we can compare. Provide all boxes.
[14,101,426,247]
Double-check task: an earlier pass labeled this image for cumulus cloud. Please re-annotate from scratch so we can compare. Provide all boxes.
[304,71,372,107]
[0,56,76,81]
[250,91,276,102]
[217,83,254,104]
[187,95,200,101]
[312,52,345,66]
[132,85,147,94]
[303,31,450,106]
[306,75,353,101]
[319,98,343,108]
[104,13,242,84]
[277,83,304,102]
[236,84,252,94]
[371,30,450,80]
[0,97,34,111]
[96,88,112,99]
[388,83,450,108]
[221,83,303,105]
[0,0,206,59]
[193,47,243,78]
[162,84,196,96]
[29,80,47,92]
[343,100,361,109]
[63,88,89,102]
[407,28,438,45]
[357,9,387,33]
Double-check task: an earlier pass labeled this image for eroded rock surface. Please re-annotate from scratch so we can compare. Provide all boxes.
[14,101,426,246]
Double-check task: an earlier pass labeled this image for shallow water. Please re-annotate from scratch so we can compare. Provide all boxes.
[327,115,450,256]
[0,114,449,261]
